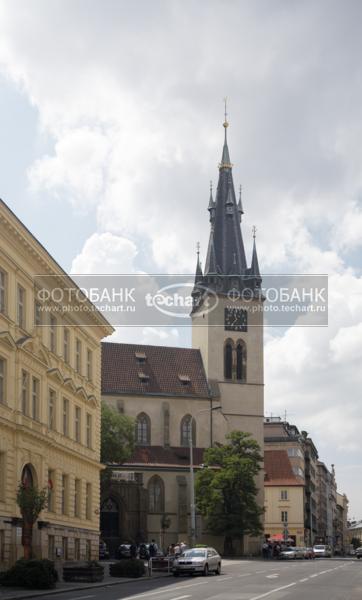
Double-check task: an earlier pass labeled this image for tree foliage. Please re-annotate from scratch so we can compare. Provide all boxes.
[195,431,264,553]
[101,403,135,464]
[16,484,48,525]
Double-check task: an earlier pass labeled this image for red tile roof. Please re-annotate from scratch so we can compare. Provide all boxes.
[264,450,304,486]
[102,342,210,398]
[123,445,206,467]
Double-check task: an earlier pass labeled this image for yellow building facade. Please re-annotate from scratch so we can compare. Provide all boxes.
[0,200,113,568]
[264,450,305,546]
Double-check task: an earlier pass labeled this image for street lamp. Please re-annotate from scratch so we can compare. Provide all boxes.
[189,405,223,548]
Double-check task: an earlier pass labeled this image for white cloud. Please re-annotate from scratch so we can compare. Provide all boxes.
[71,232,138,274]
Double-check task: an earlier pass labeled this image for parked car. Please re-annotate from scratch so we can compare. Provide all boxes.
[313,544,332,558]
[99,540,110,560]
[356,547,362,559]
[294,547,307,559]
[279,547,297,559]
[116,543,131,559]
[173,547,221,576]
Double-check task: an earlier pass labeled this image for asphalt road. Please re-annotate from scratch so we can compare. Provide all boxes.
[38,559,362,600]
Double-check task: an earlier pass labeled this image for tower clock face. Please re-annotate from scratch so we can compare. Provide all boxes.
[224,307,248,331]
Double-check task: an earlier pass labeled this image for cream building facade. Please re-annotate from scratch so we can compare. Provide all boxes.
[101,119,264,556]
[0,199,113,568]
[264,450,305,546]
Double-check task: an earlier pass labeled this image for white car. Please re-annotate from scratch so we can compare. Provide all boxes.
[313,544,332,558]
[173,547,222,576]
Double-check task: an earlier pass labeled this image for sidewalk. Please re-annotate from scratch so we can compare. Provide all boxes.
[0,563,172,600]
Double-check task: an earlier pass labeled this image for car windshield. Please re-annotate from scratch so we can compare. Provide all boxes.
[314,545,325,549]
[182,550,206,558]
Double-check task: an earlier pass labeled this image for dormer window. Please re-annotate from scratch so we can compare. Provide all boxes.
[135,352,146,364]
[178,374,191,385]
[138,372,149,383]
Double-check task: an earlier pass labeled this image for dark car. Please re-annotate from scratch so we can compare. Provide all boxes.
[99,540,110,560]
[116,543,131,559]
[356,547,362,559]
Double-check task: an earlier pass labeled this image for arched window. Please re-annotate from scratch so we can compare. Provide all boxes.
[148,475,164,513]
[224,340,233,380]
[236,340,247,382]
[180,414,196,447]
[135,413,151,445]
[21,464,35,488]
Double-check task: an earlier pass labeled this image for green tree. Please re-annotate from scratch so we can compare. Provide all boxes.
[16,483,48,560]
[195,431,264,555]
[101,403,135,464]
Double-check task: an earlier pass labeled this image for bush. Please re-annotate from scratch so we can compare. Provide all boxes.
[0,559,58,589]
[63,561,104,583]
[110,559,145,578]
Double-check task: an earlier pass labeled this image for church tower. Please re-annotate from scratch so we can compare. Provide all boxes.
[191,113,264,542]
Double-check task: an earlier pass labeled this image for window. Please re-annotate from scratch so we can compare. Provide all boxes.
[21,370,29,415]
[86,413,92,448]
[0,529,5,562]
[62,537,68,560]
[63,328,69,363]
[224,341,233,379]
[48,389,56,430]
[0,358,5,404]
[87,349,92,381]
[50,316,57,353]
[48,535,55,560]
[61,474,69,515]
[74,538,80,560]
[0,269,6,314]
[17,284,26,329]
[281,490,288,501]
[180,414,196,447]
[0,452,5,501]
[281,511,288,523]
[85,539,91,561]
[74,479,81,518]
[86,483,92,520]
[75,406,81,442]
[293,466,304,478]
[47,469,55,512]
[148,475,164,513]
[63,398,69,436]
[287,447,303,459]
[34,301,42,326]
[135,413,150,446]
[236,340,247,381]
[31,377,40,420]
[75,339,82,373]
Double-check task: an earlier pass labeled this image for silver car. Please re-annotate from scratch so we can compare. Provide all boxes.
[173,547,222,576]
[313,544,332,558]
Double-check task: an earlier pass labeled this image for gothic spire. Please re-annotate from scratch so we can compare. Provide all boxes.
[251,226,261,281]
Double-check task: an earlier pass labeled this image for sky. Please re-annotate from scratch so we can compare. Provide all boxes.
[0,0,361,519]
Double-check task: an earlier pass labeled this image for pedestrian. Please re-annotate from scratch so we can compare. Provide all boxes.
[180,541,187,554]
[139,543,149,561]
[130,542,137,559]
[149,539,158,558]
[174,542,181,556]
[168,543,175,556]
[262,541,268,559]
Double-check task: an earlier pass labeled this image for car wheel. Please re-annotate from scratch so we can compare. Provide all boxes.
[203,564,209,576]
[215,563,221,575]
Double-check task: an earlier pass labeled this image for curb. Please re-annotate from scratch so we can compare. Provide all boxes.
[0,573,172,600]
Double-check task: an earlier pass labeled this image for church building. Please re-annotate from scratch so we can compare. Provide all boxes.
[101,115,264,555]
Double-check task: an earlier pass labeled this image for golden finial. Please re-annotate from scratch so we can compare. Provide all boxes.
[223,96,229,128]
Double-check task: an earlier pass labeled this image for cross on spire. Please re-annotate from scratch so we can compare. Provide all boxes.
[252,225,257,239]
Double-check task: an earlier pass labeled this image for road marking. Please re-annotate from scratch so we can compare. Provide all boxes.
[237,572,252,577]
[70,596,95,600]
[255,570,266,573]
[169,596,191,600]
[119,581,208,600]
[299,578,309,582]
[216,576,233,581]
[248,582,297,600]
[266,574,279,578]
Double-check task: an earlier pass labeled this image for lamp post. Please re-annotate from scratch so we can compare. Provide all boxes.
[189,405,223,548]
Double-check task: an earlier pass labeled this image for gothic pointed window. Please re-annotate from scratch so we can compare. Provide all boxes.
[135,412,151,446]
[224,341,233,380]
[180,414,196,447]
[148,475,164,513]
[236,340,247,382]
